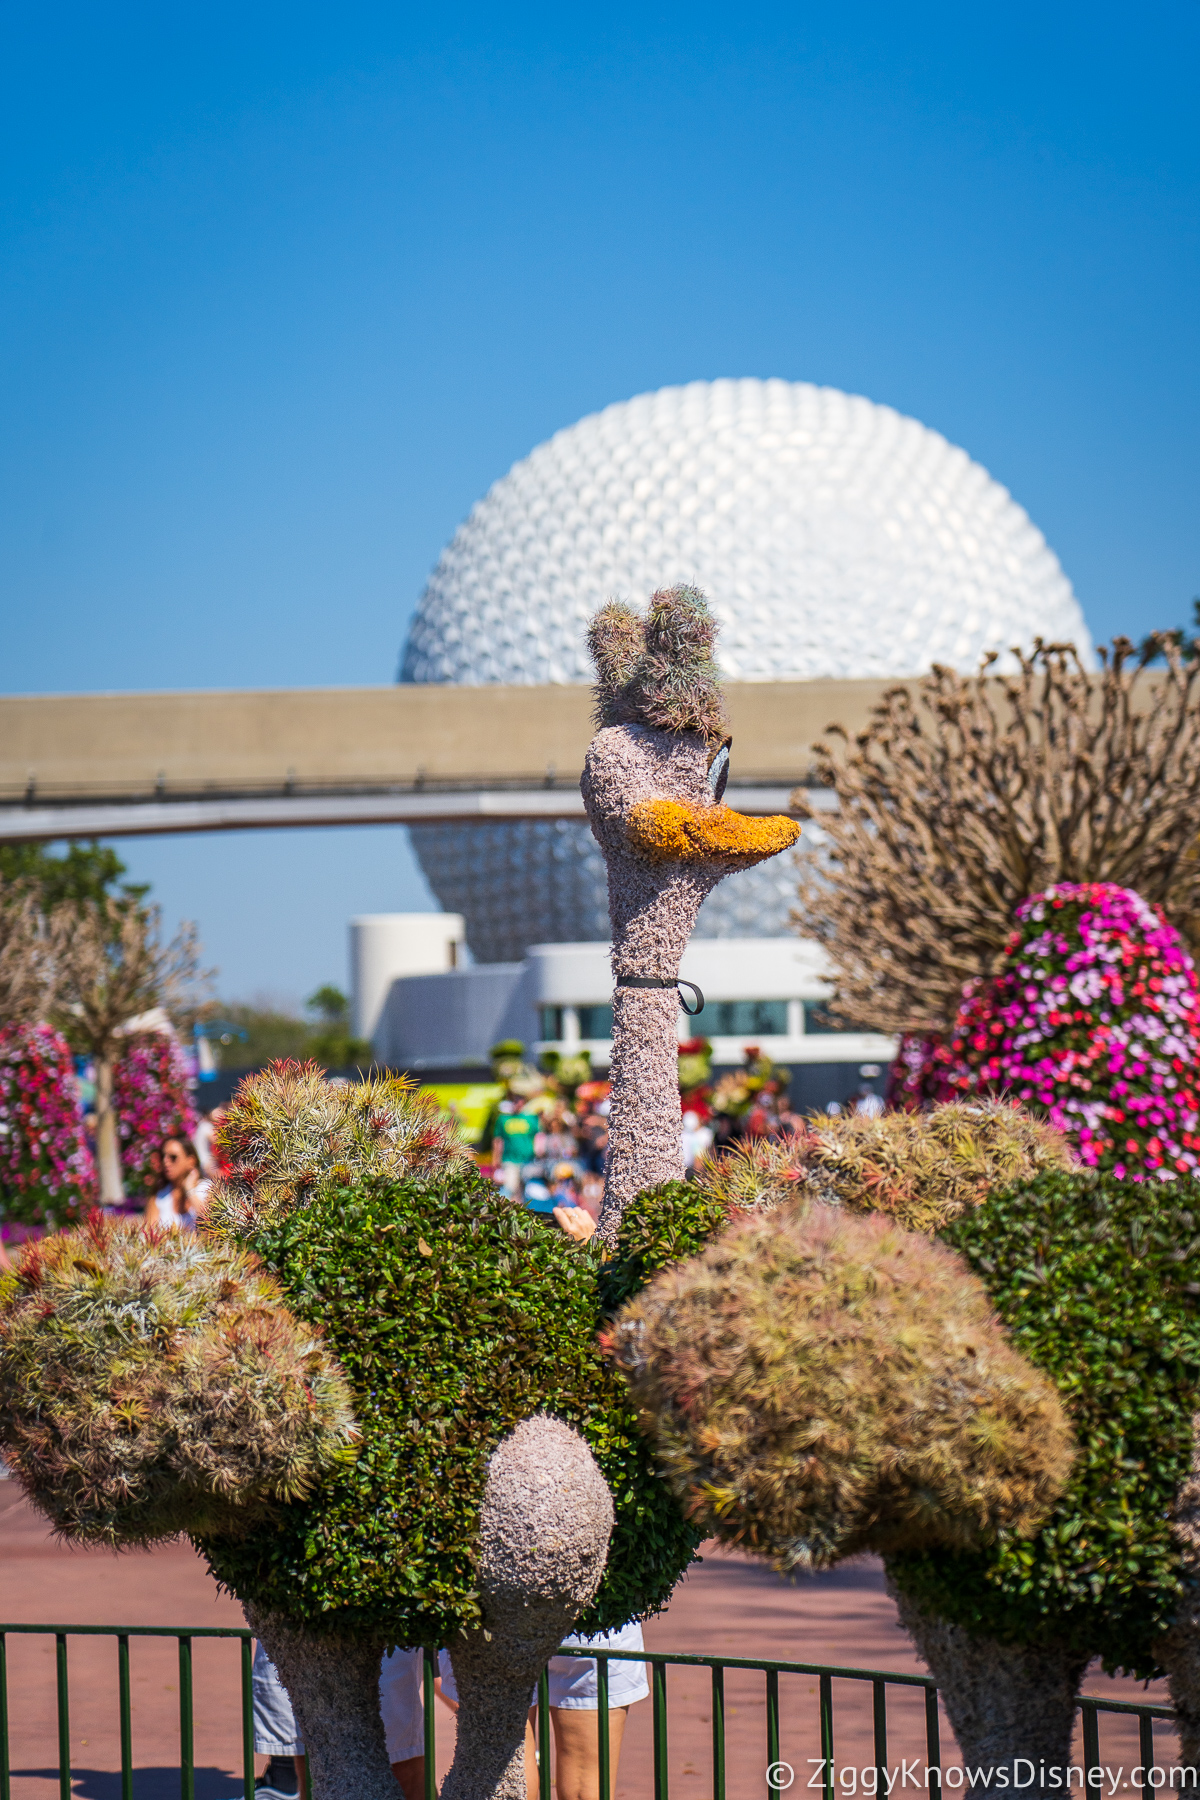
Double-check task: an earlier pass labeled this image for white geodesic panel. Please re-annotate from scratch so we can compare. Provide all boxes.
[401,379,1093,958]
[401,378,1092,686]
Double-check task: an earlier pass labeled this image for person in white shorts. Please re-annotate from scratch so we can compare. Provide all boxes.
[249,1641,426,1800]
[439,1621,648,1800]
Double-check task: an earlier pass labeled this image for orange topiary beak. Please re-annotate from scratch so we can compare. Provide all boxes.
[627,798,800,866]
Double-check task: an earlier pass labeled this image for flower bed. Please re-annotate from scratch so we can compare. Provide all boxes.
[0,1022,96,1229]
[113,1032,196,1196]
[893,883,1200,1182]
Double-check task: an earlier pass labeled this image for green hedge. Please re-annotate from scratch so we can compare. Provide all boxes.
[598,1179,731,1315]
[200,1166,701,1643]
[887,1167,1200,1677]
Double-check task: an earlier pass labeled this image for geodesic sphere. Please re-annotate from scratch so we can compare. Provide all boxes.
[400,378,1092,957]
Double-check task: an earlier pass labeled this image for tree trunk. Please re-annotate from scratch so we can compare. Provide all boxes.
[888,1575,1088,1800]
[242,1603,396,1800]
[441,1414,614,1800]
[94,1055,125,1204]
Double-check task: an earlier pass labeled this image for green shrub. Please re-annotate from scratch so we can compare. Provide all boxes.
[598,1179,731,1314]
[887,1168,1200,1678]
[201,1162,701,1641]
[606,1201,1074,1572]
[0,1214,356,1544]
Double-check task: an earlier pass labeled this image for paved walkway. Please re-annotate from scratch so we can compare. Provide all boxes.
[0,1477,1178,1799]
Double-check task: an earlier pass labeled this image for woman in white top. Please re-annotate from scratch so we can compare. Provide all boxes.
[144,1134,211,1231]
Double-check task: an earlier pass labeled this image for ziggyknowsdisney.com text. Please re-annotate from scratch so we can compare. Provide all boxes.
[768,1762,1199,1792]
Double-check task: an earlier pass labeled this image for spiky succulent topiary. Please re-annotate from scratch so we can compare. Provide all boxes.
[588,586,728,743]
[695,1099,1074,1232]
[206,1058,469,1235]
[606,1200,1075,1572]
[0,1213,357,1543]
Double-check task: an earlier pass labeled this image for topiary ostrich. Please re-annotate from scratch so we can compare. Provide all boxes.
[0,1064,697,1800]
[581,586,800,1243]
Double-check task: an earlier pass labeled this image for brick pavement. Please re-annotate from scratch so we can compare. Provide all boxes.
[0,1477,1179,1799]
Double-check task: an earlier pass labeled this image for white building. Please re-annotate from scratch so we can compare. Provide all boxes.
[355,922,896,1109]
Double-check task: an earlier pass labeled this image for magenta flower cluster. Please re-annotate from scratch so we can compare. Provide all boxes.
[113,1031,196,1196]
[0,1022,96,1228]
[893,883,1200,1182]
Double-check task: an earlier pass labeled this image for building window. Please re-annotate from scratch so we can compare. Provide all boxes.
[803,999,844,1035]
[705,999,789,1036]
[576,1004,614,1040]
[539,1006,564,1040]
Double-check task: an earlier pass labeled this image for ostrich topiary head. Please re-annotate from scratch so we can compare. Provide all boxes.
[0,1212,357,1543]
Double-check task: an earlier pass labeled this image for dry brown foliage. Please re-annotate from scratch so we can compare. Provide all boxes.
[0,889,58,1024]
[793,638,1200,1034]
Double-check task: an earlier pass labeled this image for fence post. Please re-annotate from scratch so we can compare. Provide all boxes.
[924,1685,941,1797]
[0,1632,9,1800]
[596,1655,611,1800]
[423,1649,437,1800]
[178,1637,194,1800]
[240,1636,255,1800]
[118,1634,133,1800]
[653,1659,669,1800]
[711,1664,725,1800]
[819,1672,834,1800]
[766,1668,781,1794]
[55,1634,70,1800]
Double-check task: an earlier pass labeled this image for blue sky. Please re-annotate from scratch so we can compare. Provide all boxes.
[2,4,1197,1002]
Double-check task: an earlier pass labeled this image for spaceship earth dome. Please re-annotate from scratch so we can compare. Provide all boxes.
[400,379,1092,963]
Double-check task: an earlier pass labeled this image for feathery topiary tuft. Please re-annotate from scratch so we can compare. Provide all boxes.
[0,1213,357,1544]
[695,1099,1074,1232]
[207,1058,469,1234]
[606,1201,1075,1572]
[588,586,728,743]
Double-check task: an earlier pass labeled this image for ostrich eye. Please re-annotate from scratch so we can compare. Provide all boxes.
[707,741,730,802]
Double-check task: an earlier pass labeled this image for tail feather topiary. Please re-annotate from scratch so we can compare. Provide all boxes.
[0,1213,358,1544]
[695,1099,1074,1232]
[606,1201,1075,1572]
[206,1058,469,1235]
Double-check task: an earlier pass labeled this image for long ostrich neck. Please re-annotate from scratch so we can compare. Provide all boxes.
[599,872,711,1247]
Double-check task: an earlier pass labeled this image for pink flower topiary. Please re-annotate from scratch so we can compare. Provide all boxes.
[892,883,1200,1182]
[113,1032,196,1196]
[0,1022,96,1229]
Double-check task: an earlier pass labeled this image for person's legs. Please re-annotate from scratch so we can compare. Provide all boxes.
[391,1755,424,1800]
[292,1760,307,1800]
[549,1705,630,1800]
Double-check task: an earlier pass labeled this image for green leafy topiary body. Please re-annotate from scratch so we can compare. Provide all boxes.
[201,1162,700,1642]
[597,1179,732,1315]
[888,1167,1200,1678]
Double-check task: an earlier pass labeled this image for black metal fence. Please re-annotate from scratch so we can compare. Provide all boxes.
[0,1624,1179,1800]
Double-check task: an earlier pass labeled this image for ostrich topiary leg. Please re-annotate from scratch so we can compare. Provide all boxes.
[241,1603,395,1800]
[889,1578,1087,1800]
[441,1414,615,1800]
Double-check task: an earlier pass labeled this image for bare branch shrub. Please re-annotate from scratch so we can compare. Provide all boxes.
[794,638,1200,1034]
[0,889,58,1024]
[53,900,210,1200]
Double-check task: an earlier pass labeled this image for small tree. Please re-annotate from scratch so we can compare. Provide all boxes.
[795,638,1200,1035]
[53,901,208,1203]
